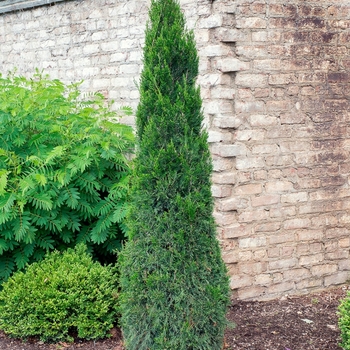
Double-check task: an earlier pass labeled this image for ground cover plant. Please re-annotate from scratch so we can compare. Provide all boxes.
[0,244,119,343]
[338,290,350,349]
[118,0,230,349]
[0,71,134,282]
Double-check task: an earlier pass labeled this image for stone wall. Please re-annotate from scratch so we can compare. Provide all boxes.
[1,0,350,300]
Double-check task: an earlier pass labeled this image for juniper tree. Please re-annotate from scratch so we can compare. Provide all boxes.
[119,0,230,349]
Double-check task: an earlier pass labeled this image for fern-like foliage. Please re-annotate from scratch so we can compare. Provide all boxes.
[0,71,134,283]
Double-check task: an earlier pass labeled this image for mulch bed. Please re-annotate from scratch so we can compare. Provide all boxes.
[0,285,348,350]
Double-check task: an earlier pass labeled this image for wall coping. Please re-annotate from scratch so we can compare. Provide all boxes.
[0,0,69,14]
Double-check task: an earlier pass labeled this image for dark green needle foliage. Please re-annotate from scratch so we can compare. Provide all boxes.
[0,71,134,283]
[119,0,230,349]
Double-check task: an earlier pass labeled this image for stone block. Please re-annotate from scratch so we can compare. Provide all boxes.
[255,274,272,285]
[222,224,252,239]
[311,264,338,277]
[199,44,231,57]
[269,233,295,245]
[198,14,223,29]
[236,73,268,88]
[235,129,265,141]
[268,282,294,295]
[236,156,265,170]
[281,192,308,203]
[324,271,349,286]
[251,193,280,207]
[239,236,267,248]
[218,197,249,211]
[213,116,243,129]
[216,58,250,72]
[252,144,279,154]
[249,115,279,127]
[235,183,262,195]
[296,229,323,241]
[230,275,253,289]
[212,172,236,184]
[236,17,267,29]
[283,268,311,281]
[269,258,298,270]
[326,227,350,239]
[211,144,247,157]
[235,101,265,114]
[211,87,236,99]
[211,184,231,198]
[299,253,324,266]
[255,222,281,232]
[222,250,239,264]
[265,181,294,193]
[215,28,248,42]
[212,156,233,172]
[296,278,322,290]
[237,286,266,299]
[239,262,267,275]
[284,218,311,230]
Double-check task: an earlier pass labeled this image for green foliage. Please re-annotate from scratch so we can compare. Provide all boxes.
[0,71,134,282]
[339,292,350,349]
[0,244,118,342]
[119,0,230,349]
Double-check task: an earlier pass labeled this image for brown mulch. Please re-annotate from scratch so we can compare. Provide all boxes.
[0,286,348,350]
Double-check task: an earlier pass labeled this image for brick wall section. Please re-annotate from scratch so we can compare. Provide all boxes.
[206,0,350,300]
[0,0,350,300]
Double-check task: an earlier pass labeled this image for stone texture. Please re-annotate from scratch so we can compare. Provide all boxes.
[1,0,350,301]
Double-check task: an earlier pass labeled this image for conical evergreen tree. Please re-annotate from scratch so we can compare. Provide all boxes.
[119,0,230,349]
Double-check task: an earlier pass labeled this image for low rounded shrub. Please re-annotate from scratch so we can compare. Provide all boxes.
[0,244,118,343]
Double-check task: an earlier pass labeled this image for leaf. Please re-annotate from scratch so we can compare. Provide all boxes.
[0,239,8,254]
[0,211,11,224]
[0,256,15,278]
[60,229,74,243]
[0,193,16,212]
[112,203,128,223]
[76,227,91,245]
[13,213,32,242]
[19,176,36,194]
[29,193,53,211]
[14,248,30,269]
[69,154,92,173]
[37,235,55,250]
[95,200,114,216]
[34,173,47,186]
[44,145,65,164]
[23,242,35,257]
[90,213,113,244]
[64,186,80,209]
[0,169,9,195]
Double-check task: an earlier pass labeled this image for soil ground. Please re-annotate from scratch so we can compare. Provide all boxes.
[0,285,348,350]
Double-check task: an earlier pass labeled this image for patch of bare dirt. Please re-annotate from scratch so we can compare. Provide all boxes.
[226,285,349,350]
[0,286,348,350]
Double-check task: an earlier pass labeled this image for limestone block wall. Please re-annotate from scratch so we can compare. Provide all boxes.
[209,0,350,300]
[0,0,350,300]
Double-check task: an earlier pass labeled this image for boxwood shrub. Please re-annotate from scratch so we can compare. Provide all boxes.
[0,244,119,342]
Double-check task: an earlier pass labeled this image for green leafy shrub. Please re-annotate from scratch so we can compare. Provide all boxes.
[119,0,230,349]
[0,244,118,342]
[0,71,134,282]
[339,293,350,349]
